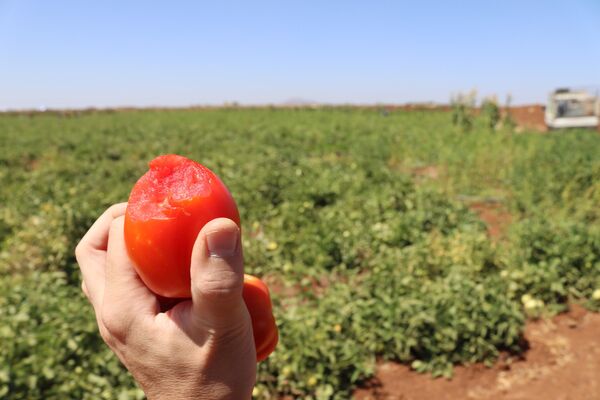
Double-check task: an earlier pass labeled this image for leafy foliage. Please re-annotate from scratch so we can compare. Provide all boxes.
[480,97,501,131]
[1,108,599,398]
[450,91,476,132]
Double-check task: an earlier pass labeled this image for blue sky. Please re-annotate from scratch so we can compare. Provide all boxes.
[1,0,599,109]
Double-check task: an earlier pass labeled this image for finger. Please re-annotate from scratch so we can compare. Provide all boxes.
[77,203,128,253]
[189,218,247,330]
[75,203,127,310]
[103,216,158,335]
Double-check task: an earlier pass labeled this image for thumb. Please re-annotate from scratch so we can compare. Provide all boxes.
[189,218,247,330]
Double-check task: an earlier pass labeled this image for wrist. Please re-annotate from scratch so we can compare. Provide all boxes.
[139,372,254,400]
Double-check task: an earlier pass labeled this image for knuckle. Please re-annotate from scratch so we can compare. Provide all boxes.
[100,309,113,332]
[108,203,126,217]
[74,243,86,263]
[100,308,127,339]
[98,324,116,348]
[197,271,243,301]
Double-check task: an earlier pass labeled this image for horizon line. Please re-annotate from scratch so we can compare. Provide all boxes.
[0,100,546,114]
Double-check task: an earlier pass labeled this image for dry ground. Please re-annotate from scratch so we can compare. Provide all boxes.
[354,304,600,400]
[354,186,599,400]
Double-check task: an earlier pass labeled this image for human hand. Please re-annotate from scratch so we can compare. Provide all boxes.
[75,203,256,400]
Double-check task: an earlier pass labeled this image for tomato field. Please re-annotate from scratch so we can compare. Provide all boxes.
[1,108,599,399]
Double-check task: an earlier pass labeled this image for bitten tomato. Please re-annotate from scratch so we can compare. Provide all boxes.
[124,154,240,298]
[124,154,278,361]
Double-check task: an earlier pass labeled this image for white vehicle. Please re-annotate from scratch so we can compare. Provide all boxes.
[545,88,599,129]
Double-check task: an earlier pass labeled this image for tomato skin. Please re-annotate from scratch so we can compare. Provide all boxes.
[243,274,279,362]
[124,155,278,362]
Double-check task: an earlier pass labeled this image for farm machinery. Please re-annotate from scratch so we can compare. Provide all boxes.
[545,88,600,129]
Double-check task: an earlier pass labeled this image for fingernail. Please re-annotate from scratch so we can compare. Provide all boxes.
[206,227,239,258]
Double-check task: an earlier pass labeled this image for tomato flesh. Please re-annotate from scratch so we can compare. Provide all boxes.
[124,155,278,361]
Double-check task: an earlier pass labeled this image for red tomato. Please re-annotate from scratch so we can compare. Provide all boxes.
[124,154,278,361]
[124,154,240,298]
[243,274,279,362]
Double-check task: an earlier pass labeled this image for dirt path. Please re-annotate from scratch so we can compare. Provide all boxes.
[354,305,600,400]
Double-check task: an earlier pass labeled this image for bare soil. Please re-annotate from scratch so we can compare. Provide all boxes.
[505,105,547,132]
[353,304,600,400]
[469,202,512,240]
[411,165,441,180]
[263,274,302,298]
[264,273,334,299]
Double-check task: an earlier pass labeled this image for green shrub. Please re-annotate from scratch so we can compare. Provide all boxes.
[505,218,600,312]
[450,90,483,132]
[0,271,142,400]
[480,97,501,131]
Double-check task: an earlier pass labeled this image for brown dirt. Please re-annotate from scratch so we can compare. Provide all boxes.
[386,162,444,181]
[263,274,302,298]
[411,165,441,180]
[468,201,512,240]
[505,105,547,132]
[263,273,334,300]
[26,158,40,171]
[353,304,600,400]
